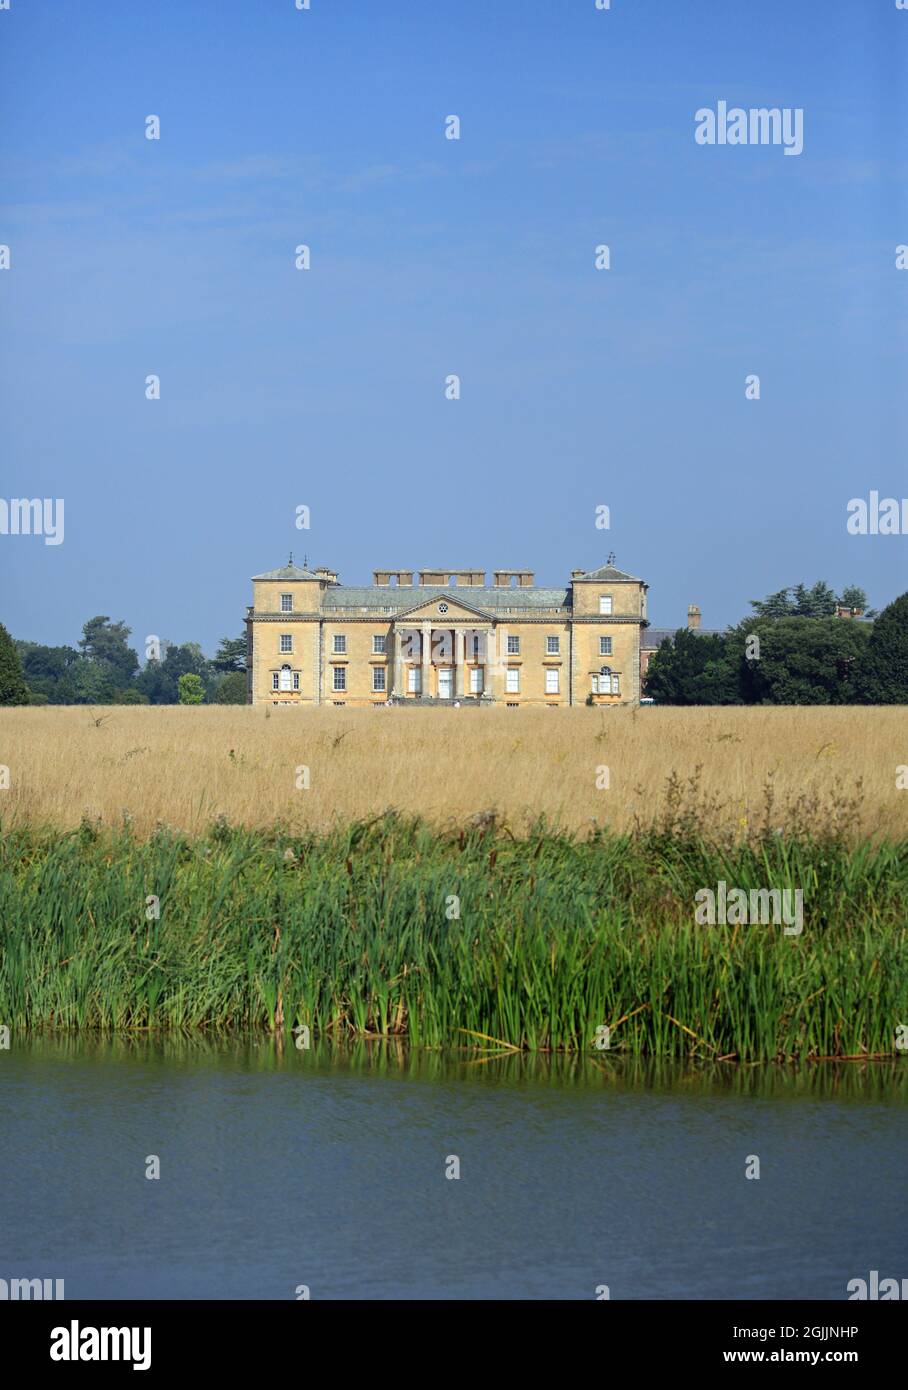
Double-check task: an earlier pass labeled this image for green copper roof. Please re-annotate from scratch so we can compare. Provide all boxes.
[321,586,570,612]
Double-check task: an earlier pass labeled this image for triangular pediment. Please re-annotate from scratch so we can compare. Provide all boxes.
[393,592,492,622]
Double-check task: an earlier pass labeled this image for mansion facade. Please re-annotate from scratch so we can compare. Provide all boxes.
[245,560,649,707]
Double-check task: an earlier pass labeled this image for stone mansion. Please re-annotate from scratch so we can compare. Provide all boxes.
[245,560,648,707]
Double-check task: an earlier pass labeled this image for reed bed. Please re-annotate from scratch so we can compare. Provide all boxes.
[0,704,905,840]
[1,809,906,1059]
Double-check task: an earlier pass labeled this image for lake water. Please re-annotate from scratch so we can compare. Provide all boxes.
[2,1039,905,1300]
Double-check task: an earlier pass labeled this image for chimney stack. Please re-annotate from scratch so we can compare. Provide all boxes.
[687,604,701,631]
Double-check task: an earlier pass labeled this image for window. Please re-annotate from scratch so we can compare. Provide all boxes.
[280,593,293,613]
[333,634,346,654]
[546,635,560,655]
[408,667,421,693]
[332,667,346,692]
[599,635,613,656]
[545,669,559,694]
[279,664,292,692]
[507,635,520,654]
[599,595,613,615]
[470,667,483,694]
[293,672,300,691]
[506,668,520,694]
[280,633,293,654]
[372,667,386,693]
[594,667,620,695]
[272,672,280,691]
[373,634,386,654]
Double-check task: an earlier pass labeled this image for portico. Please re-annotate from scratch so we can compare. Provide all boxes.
[392,622,492,700]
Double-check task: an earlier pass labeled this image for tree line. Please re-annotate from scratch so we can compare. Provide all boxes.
[644,583,908,705]
[0,618,248,705]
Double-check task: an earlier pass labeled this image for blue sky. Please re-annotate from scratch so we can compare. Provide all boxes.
[2,0,906,652]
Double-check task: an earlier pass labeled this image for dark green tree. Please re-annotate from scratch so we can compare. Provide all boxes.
[78,616,139,690]
[166,641,218,700]
[856,592,908,703]
[14,641,80,703]
[729,617,869,704]
[751,581,873,621]
[212,634,247,673]
[214,670,248,704]
[644,629,738,705]
[838,585,876,618]
[0,623,30,704]
[135,641,216,704]
[790,581,837,618]
[133,657,177,705]
[749,588,795,619]
[61,657,117,704]
[839,585,867,611]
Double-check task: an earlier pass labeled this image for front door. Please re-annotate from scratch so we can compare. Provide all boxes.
[437,667,453,700]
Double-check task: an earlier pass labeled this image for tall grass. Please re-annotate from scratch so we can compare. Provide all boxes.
[0,704,905,839]
[1,808,905,1059]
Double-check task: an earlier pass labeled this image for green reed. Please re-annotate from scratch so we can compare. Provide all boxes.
[0,811,905,1058]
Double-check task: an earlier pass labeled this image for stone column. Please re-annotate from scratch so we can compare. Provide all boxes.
[421,622,431,699]
[392,628,403,697]
[454,629,465,697]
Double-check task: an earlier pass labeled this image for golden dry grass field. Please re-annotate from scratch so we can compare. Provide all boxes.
[0,704,905,840]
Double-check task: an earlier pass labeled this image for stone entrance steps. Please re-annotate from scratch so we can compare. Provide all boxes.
[389,695,489,706]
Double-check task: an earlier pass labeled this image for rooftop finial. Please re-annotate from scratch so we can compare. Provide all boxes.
[288,551,294,567]
[303,554,308,569]
[607,550,616,566]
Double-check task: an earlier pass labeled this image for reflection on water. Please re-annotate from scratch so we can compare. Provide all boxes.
[12,1033,908,1099]
[1,1037,906,1300]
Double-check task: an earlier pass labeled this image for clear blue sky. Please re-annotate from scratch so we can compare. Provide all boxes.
[2,0,906,652]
